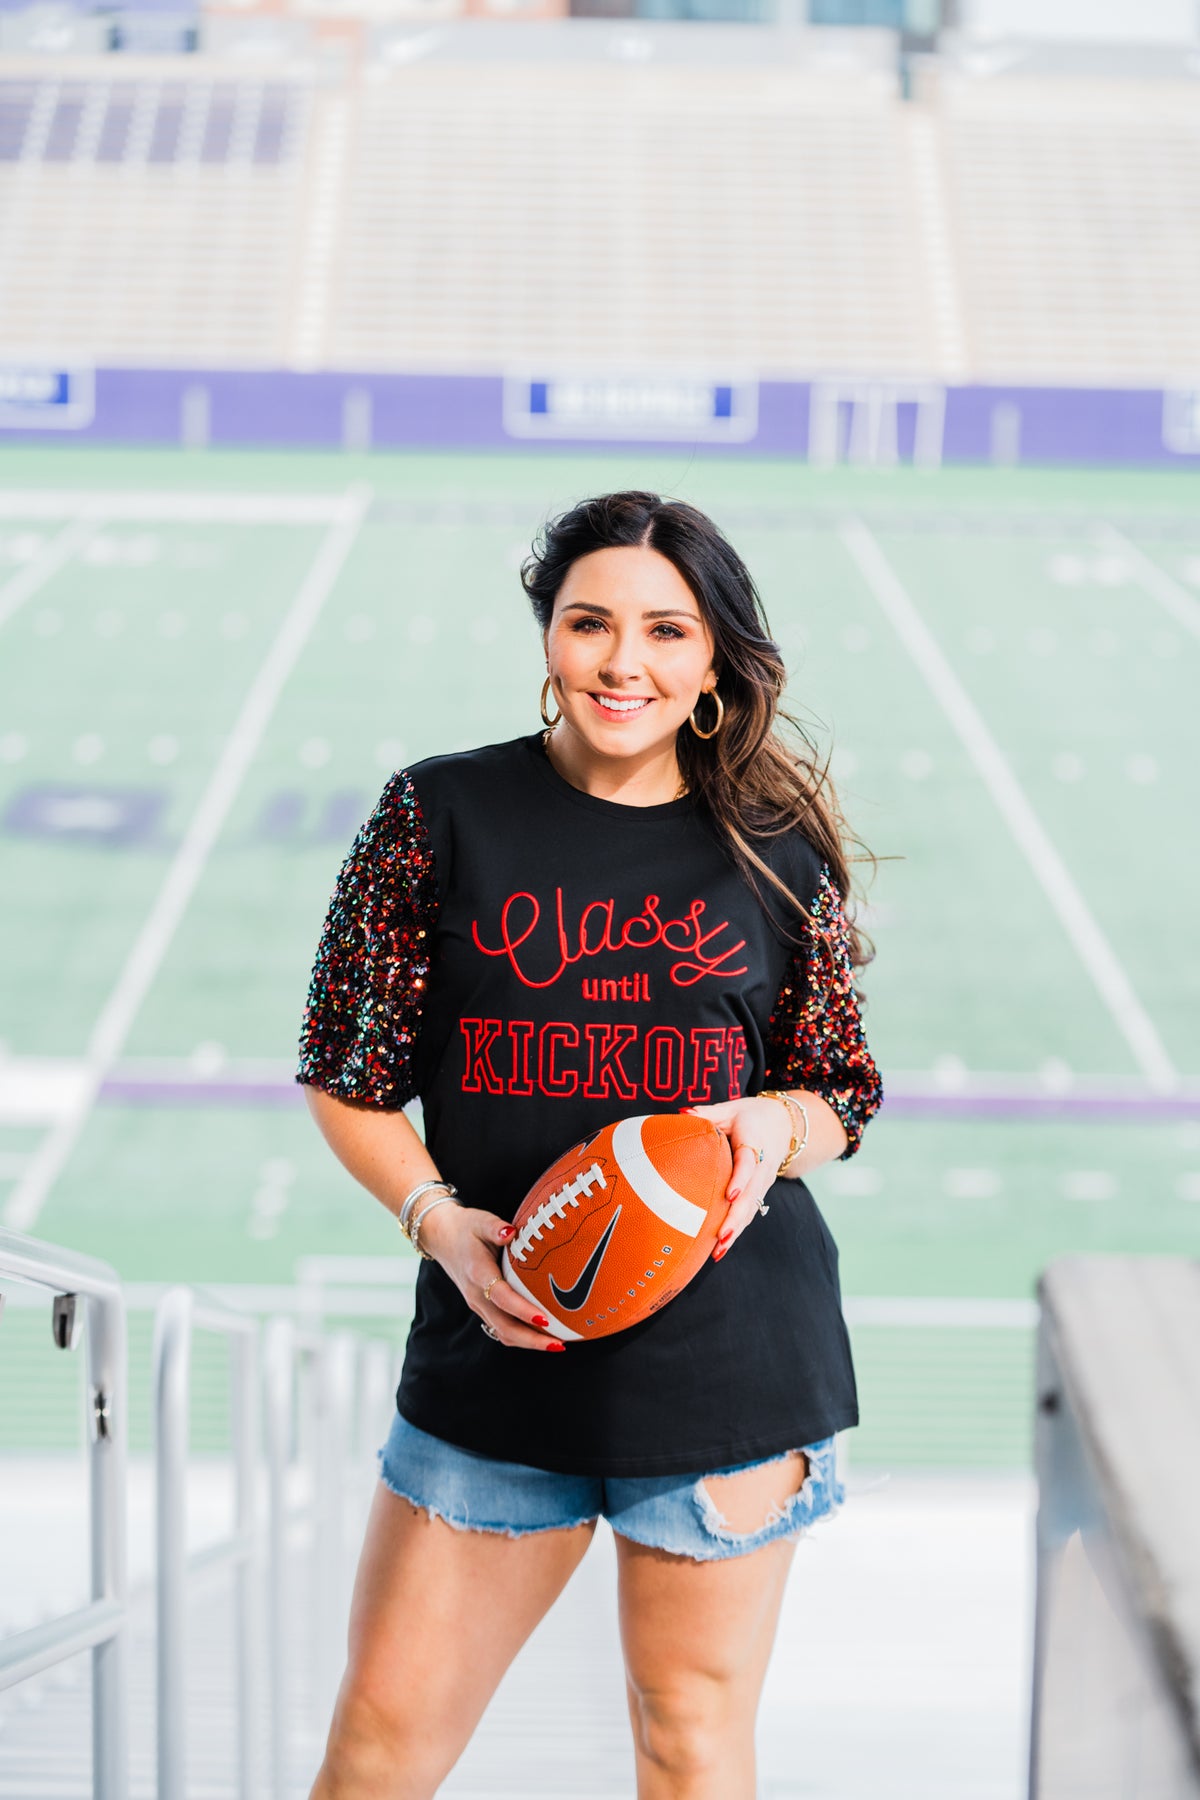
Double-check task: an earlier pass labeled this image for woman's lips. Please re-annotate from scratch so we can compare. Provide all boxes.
[586,692,653,719]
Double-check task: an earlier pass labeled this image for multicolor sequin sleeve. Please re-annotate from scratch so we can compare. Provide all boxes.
[296,770,438,1109]
[762,864,883,1160]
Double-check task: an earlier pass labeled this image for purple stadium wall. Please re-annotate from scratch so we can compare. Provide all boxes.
[1,365,1199,466]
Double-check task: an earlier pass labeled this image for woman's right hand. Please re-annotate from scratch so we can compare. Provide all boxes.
[416,1203,566,1351]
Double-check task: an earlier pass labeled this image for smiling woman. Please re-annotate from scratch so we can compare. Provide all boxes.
[522,493,870,960]
[539,543,717,802]
[297,490,883,1800]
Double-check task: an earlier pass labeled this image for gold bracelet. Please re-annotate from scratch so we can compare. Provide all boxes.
[760,1089,809,1174]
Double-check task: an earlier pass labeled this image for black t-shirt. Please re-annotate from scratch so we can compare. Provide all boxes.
[298,734,882,1476]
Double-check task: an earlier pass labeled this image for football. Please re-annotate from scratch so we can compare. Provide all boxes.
[501,1112,733,1342]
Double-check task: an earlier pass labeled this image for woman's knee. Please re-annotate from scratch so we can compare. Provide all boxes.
[628,1675,745,1776]
[315,1674,450,1800]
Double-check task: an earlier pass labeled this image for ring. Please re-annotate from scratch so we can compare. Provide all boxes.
[755,1196,771,1217]
[482,1275,501,1305]
[480,1321,501,1340]
[749,1145,765,1165]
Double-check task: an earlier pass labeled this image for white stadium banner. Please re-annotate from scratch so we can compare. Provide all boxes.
[503,372,759,443]
[1162,387,1200,456]
[0,364,96,430]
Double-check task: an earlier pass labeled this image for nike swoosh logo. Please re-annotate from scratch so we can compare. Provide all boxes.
[549,1205,622,1312]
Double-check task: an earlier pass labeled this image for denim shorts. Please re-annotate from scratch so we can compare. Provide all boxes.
[376,1411,845,1563]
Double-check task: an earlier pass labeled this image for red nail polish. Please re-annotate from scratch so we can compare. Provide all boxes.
[532,1313,550,1328]
[728,1188,741,1202]
[499,1225,515,1239]
[545,1339,565,1352]
[718,1231,732,1248]
[713,1243,728,1262]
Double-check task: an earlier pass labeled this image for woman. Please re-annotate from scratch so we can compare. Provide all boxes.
[298,491,882,1800]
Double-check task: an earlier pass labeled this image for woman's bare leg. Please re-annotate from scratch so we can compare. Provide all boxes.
[616,1452,809,1800]
[310,1481,596,1800]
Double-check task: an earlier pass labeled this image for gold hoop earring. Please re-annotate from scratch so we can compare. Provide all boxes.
[540,675,562,729]
[688,689,724,740]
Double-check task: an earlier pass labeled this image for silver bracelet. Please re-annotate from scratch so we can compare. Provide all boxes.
[409,1192,459,1261]
[398,1179,456,1240]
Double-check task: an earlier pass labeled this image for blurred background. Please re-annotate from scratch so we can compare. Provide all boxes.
[0,0,1198,1792]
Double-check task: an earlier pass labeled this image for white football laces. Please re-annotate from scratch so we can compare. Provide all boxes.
[509,1162,607,1264]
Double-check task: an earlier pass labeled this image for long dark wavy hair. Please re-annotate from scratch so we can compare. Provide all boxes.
[521,490,875,976]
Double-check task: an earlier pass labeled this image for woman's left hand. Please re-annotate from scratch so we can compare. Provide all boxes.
[685,1096,793,1261]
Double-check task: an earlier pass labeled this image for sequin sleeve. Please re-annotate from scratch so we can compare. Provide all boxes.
[296,770,437,1109]
[762,864,883,1160]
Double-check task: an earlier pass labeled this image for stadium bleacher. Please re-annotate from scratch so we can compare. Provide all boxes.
[0,66,310,365]
[940,71,1200,382]
[333,60,930,373]
[1,30,1198,381]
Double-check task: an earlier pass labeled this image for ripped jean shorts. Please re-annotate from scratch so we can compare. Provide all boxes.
[377,1411,845,1562]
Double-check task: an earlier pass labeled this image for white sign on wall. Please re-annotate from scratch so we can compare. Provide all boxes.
[1162,388,1200,455]
[503,373,758,444]
[0,365,95,430]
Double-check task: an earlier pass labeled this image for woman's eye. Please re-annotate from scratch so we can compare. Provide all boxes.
[567,617,685,640]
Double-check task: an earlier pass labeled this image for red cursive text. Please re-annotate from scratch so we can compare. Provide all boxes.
[471,889,747,989]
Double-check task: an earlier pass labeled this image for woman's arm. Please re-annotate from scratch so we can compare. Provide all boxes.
[760,864,883,1161]
[304,1085,440,1214]
[303,1086,563,1351]
[694,857,883,1259]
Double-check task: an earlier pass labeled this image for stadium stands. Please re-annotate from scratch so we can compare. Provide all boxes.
[941,72,1200,382]
[0,66,310,365]
[331,60,933,374]
[1,32,1198,383]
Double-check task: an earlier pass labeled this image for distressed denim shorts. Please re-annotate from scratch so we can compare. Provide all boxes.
[377,1411,845,1562]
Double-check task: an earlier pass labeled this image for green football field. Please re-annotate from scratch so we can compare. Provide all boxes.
[1,444,1198,1465]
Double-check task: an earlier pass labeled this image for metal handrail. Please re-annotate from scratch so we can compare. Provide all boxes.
[152,1285,262,1800]
[4,1231,403,1799]
[261,1317,399,1799]
[313,1331,358,1714]
[263,1317,350,1798]
[0,1225,129,1800]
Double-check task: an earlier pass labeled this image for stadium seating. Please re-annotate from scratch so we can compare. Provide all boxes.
[331,62,930,373]
[940,72,1200,382]
[1,41,1199,381]
[0,66,310,365]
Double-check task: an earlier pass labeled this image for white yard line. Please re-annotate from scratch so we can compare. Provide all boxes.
[840,517,1177,1093]
[0,516,98,629]
[1100,526,1200,645]
[3,485,373,1234]
[0,490,357,526]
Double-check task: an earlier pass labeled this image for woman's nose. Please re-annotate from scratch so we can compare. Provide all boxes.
[597,632,642,683]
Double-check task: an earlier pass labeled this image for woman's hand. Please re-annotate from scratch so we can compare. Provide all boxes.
[416,1202,565,1351]
[685,1096,793,1262]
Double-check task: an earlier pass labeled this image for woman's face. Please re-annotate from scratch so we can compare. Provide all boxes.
[544,546,717,764]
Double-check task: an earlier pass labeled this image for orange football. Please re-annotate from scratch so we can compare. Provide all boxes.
[501,1112,733,1341]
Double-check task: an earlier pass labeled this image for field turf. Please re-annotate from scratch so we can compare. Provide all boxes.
[1,445,1197,1464]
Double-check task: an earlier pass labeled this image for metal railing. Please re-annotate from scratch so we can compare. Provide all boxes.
[0,1225,130,1800]
[153,1286,261,1800]
[3,1229,403,1799]
[262,1316,399,1795]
